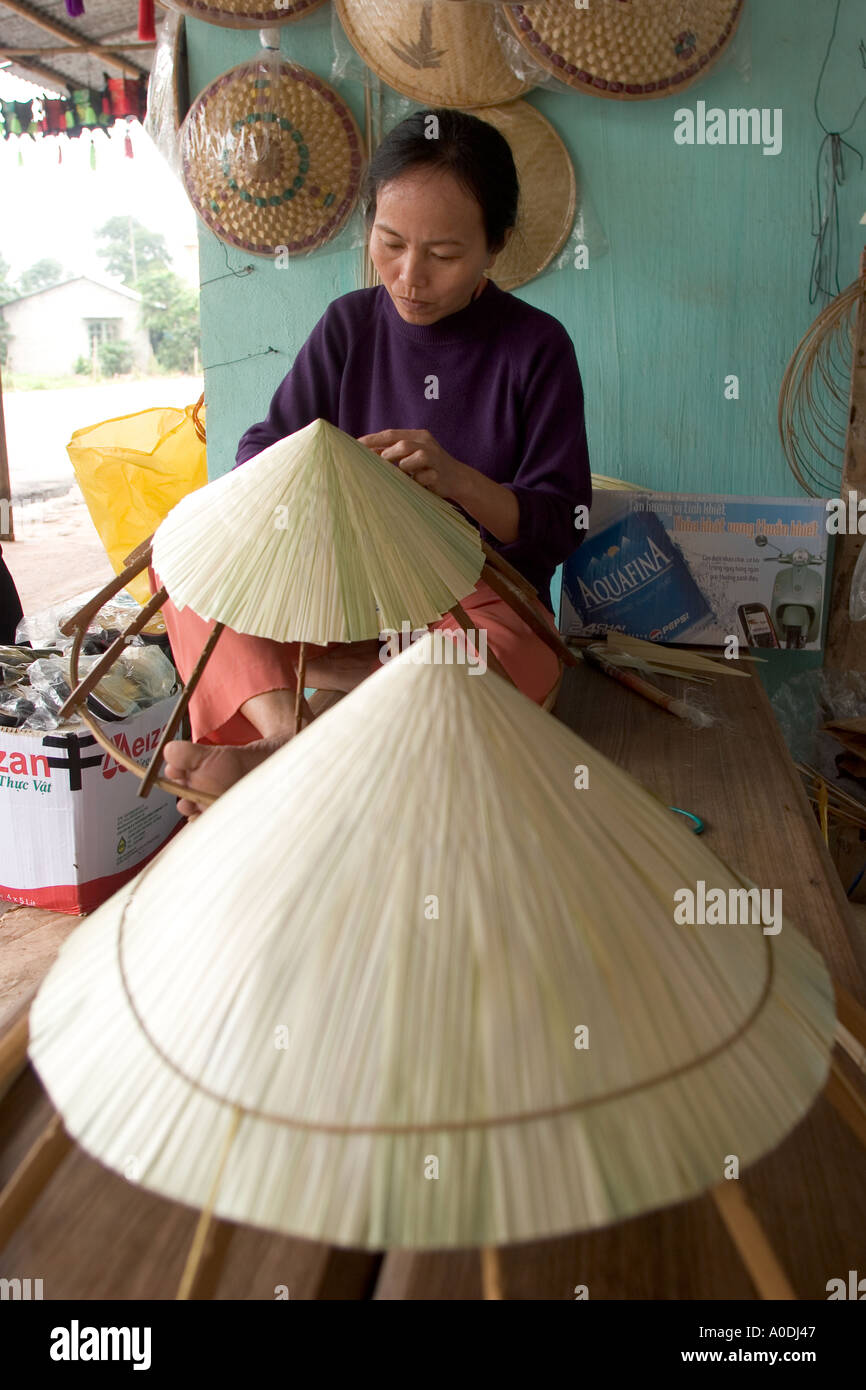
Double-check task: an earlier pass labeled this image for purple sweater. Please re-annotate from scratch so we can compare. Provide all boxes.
[236,279,591,612]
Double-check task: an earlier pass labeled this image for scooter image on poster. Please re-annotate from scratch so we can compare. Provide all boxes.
[755,535,824,649]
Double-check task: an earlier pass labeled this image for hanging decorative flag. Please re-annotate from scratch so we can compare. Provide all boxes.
[40,99,69,135]
[138,0,156,42]
[70,86,110,130]
[107,76,148,122]
[65,0,85,16]
[14,101,38,137]
[0,99,36,138]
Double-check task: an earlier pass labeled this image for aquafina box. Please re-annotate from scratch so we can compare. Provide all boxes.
[561,492,712,642]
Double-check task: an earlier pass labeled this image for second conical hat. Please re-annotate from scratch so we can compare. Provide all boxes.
[29,636,835,1251]
[151,418,485,644]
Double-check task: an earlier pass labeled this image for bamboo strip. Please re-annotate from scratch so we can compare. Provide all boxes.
[177,1107,241,1300]
[294,642,307,735]
[480,1247,504,1300]
[62,621,215,804]
[836,983,866,1052]
[138,623,226,799]
[825,1057,866,1152]
[0,1115,72,1252]
[56,587,168,721]
[606,633,755,677]
[449,601,513,684]
[0,1011,28,1099]
[178,1218,235,1301]
[480,563,576,666]
[835,1022,866,1075]
[59,542,153,638]
[480,542,538,599]
[711,1183,797,1300]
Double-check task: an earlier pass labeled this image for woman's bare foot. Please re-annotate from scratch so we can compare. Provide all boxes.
[164,735,288,818]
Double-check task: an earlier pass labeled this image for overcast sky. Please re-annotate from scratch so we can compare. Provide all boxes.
[0,71,199,288]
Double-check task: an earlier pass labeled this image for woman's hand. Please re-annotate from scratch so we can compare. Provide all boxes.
[357,429,469,501]
[358,428,520,544]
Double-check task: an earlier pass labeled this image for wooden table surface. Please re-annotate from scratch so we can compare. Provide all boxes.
[2,658,865,1300]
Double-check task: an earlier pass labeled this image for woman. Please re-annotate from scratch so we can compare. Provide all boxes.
[163,108,591,815]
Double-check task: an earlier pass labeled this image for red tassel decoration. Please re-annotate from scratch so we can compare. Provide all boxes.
[138,0,156,41]
[58,144,62,164]
[124,130,134,159]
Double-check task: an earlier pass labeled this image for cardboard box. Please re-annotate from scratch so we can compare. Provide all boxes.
[560,492,829,649]
[0,696,182,914]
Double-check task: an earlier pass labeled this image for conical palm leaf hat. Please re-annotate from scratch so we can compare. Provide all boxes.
[28,637,835,1250]
[151,418,485,644]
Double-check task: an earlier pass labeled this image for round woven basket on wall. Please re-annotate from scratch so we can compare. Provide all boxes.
[181,59,364,257]
[336,0,532,108]
[503,0,744,101]
[473,101,575,291]
[165,0,326,30]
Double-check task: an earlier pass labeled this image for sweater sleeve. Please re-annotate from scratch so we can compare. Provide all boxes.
[235,304,348,466]
[497,321,592,574]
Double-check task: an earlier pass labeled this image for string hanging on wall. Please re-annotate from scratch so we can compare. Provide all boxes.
[809,0,866,305]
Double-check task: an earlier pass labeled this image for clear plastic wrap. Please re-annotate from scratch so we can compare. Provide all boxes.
[143,10,187,179]
[179,45,367,260]
[332,0,534,106]
[15,590,167,654]
[15,646,178,732]
[493,0,752,98]
[160,0,327,29]
[849,543,866,623]
[771,667,866,789]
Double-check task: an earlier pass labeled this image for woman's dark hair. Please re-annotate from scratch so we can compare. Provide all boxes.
[361,108,519,252]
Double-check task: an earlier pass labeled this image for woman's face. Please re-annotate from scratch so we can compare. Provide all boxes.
[370,166,505,324]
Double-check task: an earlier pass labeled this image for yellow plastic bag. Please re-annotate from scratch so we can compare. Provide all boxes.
[67,403,207,606]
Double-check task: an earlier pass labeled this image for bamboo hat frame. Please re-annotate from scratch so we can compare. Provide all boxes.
[54,419,576,805]
[13,636,866,1301]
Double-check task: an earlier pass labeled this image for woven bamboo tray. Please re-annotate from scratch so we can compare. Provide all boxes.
[166,0,326,31]
[181,59,364,257]
[504,0,744,101]
[475,100,575,290]
[336,0,532,108]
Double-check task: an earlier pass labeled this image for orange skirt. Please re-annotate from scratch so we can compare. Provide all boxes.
[150,568,561,745]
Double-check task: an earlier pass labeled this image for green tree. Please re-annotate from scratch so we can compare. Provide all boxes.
[96,217,171,285]
[18,258,67,295]
[137,266,200,373]
[98,339,135,377]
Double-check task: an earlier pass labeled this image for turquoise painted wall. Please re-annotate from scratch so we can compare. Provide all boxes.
[184,0,866,673]
[186,0,866,480]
